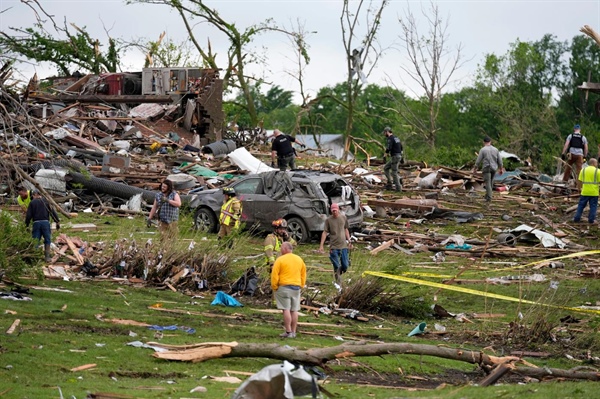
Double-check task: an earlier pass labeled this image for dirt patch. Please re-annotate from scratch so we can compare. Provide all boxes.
[112,370,188,379]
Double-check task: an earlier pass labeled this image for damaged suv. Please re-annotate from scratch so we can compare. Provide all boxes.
[189,170,362,242]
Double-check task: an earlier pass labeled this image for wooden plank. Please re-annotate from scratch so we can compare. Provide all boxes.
[70,363,97,372]
[370,239,395,255]
[65,236,84,265]
[6,319,20,334]
[368,199,439,212]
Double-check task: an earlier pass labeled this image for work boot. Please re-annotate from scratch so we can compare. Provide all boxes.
[44,244,51,263]
[384,184,393,190]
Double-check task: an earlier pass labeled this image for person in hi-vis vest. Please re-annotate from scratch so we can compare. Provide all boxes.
[218,187,242,245]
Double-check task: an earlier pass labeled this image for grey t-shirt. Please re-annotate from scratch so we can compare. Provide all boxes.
[566,133,587,156]
[475,145,503,171]
[324,213,348,249]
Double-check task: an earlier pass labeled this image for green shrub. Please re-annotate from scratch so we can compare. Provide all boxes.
[0,211,43,279]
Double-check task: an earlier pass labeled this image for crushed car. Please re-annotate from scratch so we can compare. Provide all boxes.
[189,170,363,242]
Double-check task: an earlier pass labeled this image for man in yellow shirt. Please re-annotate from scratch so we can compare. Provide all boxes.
[271,242,306,338]
[573,158,599,224]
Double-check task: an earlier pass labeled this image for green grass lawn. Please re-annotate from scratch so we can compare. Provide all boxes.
[2,198,600,398]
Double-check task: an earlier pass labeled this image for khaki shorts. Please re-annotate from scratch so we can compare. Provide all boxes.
[274,286,301,311]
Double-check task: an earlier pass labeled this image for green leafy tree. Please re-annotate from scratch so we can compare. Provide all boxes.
[476,36,567,172]
[0,22,120,75]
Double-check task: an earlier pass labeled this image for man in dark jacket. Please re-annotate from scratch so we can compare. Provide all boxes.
[383,127,404,192]
[271,129,305,171]
[25,190,60,262]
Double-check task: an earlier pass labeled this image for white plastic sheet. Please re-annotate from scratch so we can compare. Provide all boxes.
[227,147,276,174]
[231,360,320,399]
[510,224,566,248]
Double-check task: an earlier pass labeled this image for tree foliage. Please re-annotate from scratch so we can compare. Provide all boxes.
[0,22,120,76]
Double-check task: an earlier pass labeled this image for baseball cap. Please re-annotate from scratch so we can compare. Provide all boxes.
[31,189,40,196]
[574,124,581,129]
[330,203,339,211]
[483,136,491,143]
[383,127,392,133]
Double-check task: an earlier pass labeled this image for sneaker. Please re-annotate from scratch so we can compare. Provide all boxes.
[279,332,293,338]
[333,281,341,291]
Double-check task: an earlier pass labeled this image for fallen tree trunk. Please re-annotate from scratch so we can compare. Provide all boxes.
[149,341,600,382]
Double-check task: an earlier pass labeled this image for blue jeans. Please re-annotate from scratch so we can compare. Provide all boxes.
[573,196,598,223]
[32,220,52,245]
[329,248,349,274]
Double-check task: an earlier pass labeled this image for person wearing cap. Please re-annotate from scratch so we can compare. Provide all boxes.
[318,202,352,290]
[271,129,306,172]
[382,127,404,192]
[218,187,242,244]
[148,179,181,241]
[561,124,588,182]
[573,158,599,224]
[472,136,504,203]
[264,219,297,271]
[25,190,60,262]
[16,186,32,213]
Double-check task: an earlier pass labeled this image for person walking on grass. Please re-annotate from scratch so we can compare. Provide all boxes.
[573,158,599,224]
[25,189,60,262]
[148,179,181,241]
[472,136,504,203]
[318,203,352,291]
[271,242,306,338]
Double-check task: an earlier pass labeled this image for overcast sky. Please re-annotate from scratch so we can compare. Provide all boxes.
[2,0,599,100]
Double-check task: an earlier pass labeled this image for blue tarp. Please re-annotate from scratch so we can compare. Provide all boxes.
[211,291,243,307]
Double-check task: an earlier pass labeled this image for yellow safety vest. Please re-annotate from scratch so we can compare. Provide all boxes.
[580,165,600,197]
[17,191,31,211]
[219,198,242,227]
[264,233,282,265]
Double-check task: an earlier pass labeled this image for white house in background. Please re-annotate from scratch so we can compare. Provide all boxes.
[296,134,354,161]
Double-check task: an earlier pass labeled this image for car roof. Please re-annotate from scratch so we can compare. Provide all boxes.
[250,170,343,183]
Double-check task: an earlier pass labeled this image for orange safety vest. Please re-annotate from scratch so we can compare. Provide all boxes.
[219,197,242,227]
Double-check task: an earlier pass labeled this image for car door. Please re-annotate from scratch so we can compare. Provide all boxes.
[232,177,264,229]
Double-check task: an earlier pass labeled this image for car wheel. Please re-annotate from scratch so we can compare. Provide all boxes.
[194,207,218,233]
[286,217,309,243]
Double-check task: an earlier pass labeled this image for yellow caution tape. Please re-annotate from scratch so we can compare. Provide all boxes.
[363,270,600,315]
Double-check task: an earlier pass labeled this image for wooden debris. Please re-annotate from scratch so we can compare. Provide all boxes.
[6,319,20,334]
[370,239,395,255]
[70,363,97,372]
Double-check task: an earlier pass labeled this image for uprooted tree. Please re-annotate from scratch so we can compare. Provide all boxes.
[149,340,600,383]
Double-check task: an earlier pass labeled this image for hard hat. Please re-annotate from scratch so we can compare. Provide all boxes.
[272,218,288,228]
[223,187,236,196]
